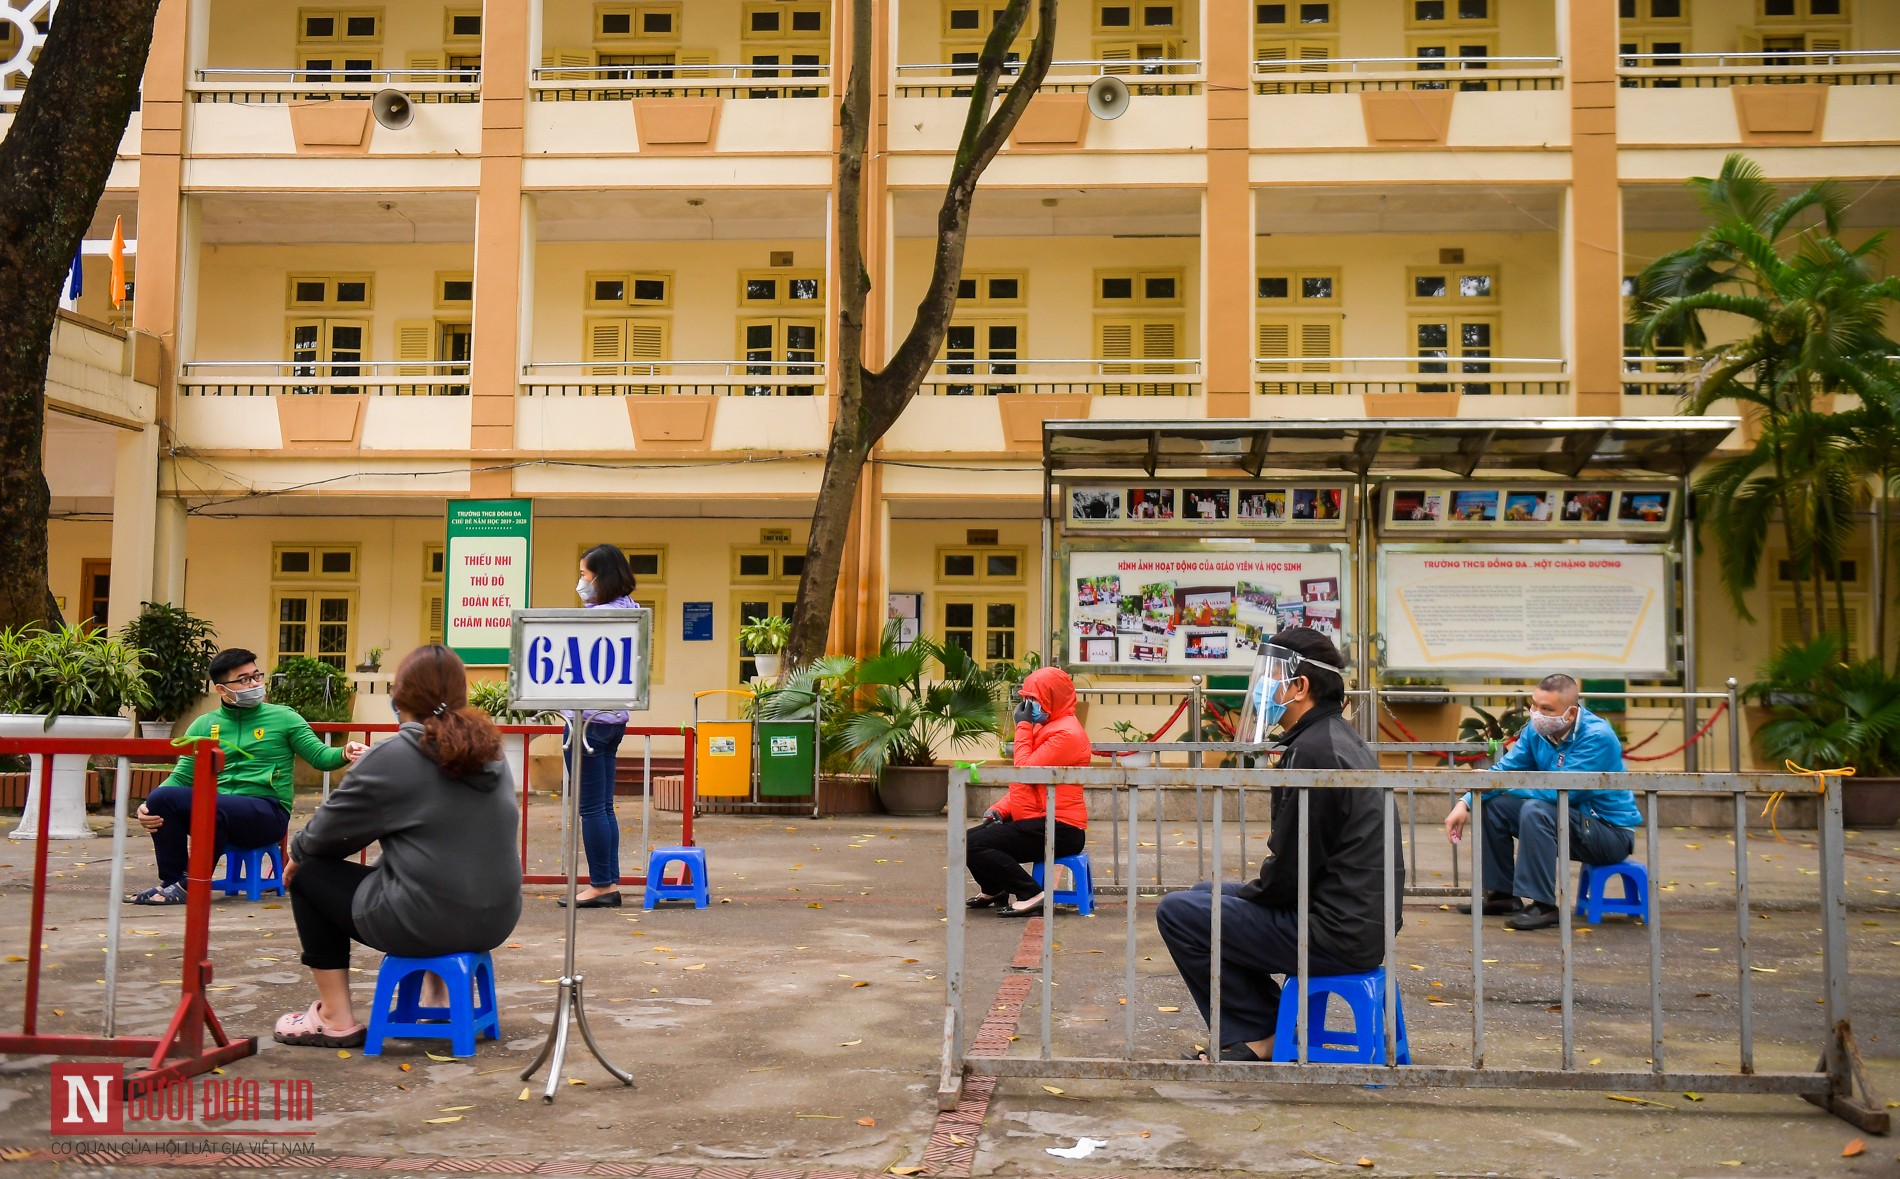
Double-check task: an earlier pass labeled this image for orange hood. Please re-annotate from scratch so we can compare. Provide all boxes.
[1020,666,1077,722]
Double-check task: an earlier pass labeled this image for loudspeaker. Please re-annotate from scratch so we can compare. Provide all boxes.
[371,89,414,131]
[1086,74,1129,121]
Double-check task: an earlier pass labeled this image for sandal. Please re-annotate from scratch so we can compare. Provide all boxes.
[273,1001,366,1049]
[124,883,187,906]
[1182,1042,1269,1063]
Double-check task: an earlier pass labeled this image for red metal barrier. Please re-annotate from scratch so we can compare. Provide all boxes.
[308,722,696,888]
[0,737,256,1096]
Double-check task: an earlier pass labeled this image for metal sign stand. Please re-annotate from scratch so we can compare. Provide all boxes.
[508,606,653,1105]
[521,723,636,1101]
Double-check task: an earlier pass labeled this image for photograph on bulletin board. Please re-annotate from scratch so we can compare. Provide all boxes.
[1617,489,1671,524]
[1389,488,1444,523]
[1064,546,1346,670]
[1182,488,1231,521]
[1561,490,1613,523]
[1291,488,1344,522]
[1449,489,1498,522]
[1126,487,1176,521]
[1504,490,1558,522]
[1237,489,1287,521]
[1070,487,1122,522]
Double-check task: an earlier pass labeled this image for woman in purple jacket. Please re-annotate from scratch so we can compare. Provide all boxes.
[563,543,640,908]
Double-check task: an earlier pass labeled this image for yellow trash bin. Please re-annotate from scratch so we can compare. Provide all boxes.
[694,691,755,798]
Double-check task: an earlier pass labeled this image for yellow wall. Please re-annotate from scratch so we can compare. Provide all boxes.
[529,240,826,364]
[891,236,1204,362]
[48,522,114,624]
[205,0,473,70]
[190,244,476,362]
[1621,0,1900,53]
[894,0,1198,68]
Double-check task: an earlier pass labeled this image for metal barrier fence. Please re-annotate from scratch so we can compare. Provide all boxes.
[0,737,256,1096]
[939,764,1889,1135]
[310,722,695,887]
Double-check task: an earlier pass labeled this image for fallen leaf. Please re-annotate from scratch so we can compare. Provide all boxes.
[840,1039,863,1047]
[684,963,707,970]
[1041,1085,1065,1096]
[427,1052,457,1062]
[1407,964,1424,971]
[1683,1092,1702,1102]
[1749,967,1778,973]
[1140,1130,1151,1138]
[1588,1058,1602,1066]
[2,957,23,963]
[519,1088,532,1101]
[439,1105,474,1112]
[567,1078,586,1086]
[51,1009,62,1017]
[1156,1005,1181,1013]
[854,981,870,988]
[399,1063,412,1072]
[1481,959,1499,964]
[1842,1139,1865,1158]
[889,1169,924,1176]
[1356,1159,1374,1168]
[950,1134,969,1146]
[808,902,824,909]
[424,1116,462,1124]
[1717,1162,1741,1167]
[337,1049,353,1059]
[857,1117,877,1127]
[1607,1094,1674,1110]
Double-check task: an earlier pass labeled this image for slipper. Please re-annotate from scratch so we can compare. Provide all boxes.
[273,1001,366,1049]
[124,883,187,906]
[1182,1043,1269,1063]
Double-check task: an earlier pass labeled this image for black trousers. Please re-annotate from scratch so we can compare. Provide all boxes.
[1155,882,1359,1046]
[289,856,378,971]
[966,818,1086,902]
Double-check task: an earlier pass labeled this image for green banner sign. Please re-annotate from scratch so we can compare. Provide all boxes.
[445,499,534,666]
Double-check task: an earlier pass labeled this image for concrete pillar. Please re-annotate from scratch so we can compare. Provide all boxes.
[1204,0,1253,418]
[153,497,189,606]
[106,425,161,630]
[468,0,531,497]
[1564,0,1624,415]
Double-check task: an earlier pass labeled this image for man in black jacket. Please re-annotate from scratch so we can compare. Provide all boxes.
[1155,627,1403,1062]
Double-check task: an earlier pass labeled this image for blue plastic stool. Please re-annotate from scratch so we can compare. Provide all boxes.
[363,952,500,1058]
[643,846,710,910]
[1271,968,1410,1065]
[1576,859,1648,924]
[214,843,285,901]
[1029,853,1096,917]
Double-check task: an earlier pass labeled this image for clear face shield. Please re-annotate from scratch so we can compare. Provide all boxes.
[1235,643,1349,744]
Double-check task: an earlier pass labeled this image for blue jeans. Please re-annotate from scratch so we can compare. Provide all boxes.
[566,720,626,888]
[1481,794,1635,906]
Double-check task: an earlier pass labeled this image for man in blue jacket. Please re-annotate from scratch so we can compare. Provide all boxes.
[1443,673,1639,931]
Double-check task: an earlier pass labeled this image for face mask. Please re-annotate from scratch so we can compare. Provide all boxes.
[577,578,595,603]
[1026,700,1049,725]
[225,684,266,709]
[1529,710,1575,740]
[1255,678,1290,732]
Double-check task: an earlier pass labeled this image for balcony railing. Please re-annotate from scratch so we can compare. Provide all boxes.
[1623,355,1694,398]
[1618,49,1900,88]
[1253,55,1563,94]
[530,64,831,100]
[896,59,1203,98]
[179,360,469,396]
[1253,356,1567,396]
[918,357,1203,397]
[521,360,826,397]
[190,68,482,103]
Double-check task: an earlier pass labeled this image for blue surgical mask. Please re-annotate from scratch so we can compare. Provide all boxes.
[1257,678,1289,731]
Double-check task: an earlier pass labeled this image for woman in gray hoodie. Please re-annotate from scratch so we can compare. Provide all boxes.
[273,645,523,1048]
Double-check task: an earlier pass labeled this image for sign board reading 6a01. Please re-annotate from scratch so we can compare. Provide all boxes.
[508,608,653,712]
[445,499,534,666]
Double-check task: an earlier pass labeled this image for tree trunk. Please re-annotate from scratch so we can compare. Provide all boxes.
[0,0,162,633]
[1761,365,1811,644]
[786,0,1059,666]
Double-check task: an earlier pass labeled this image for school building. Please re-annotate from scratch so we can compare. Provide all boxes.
[22,0,1900,732]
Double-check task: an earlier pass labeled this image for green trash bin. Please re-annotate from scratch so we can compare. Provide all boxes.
[757,720,816,798]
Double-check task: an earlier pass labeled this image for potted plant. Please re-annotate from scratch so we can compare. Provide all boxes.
[1458,701,1531,768]
[469,678,557,796]
[355,646,384,674]
[1748,636,1900,827]
[118,602,217,740]
[756,653,882,814]
[1107,720,1152,767]
[738,615,792,679]
[0,624,152,839]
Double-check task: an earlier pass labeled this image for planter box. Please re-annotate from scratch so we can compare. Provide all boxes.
[276,393,365,447]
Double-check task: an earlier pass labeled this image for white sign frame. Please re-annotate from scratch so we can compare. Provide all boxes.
[1378,543,1677,677]
[508,607,654,712]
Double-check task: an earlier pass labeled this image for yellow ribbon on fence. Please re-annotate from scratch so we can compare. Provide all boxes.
[1765,760,1857,840]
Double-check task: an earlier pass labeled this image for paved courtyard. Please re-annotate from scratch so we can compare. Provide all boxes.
[1,793,1896,1178]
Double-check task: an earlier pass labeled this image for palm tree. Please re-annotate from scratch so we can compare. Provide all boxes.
[1834,356,1900,670]
[1631,154,1900,647]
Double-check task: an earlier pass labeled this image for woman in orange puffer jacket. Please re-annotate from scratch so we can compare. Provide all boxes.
[966,666,1093,918]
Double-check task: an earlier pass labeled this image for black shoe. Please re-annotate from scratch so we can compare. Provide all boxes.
[1457,892,1523,917]
[997,894,1046,918]
[966,892,1007,909]
[558,890,623,908]
[1504,902,1561,931]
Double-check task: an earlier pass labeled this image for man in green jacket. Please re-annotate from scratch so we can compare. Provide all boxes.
[124,647,367,906]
